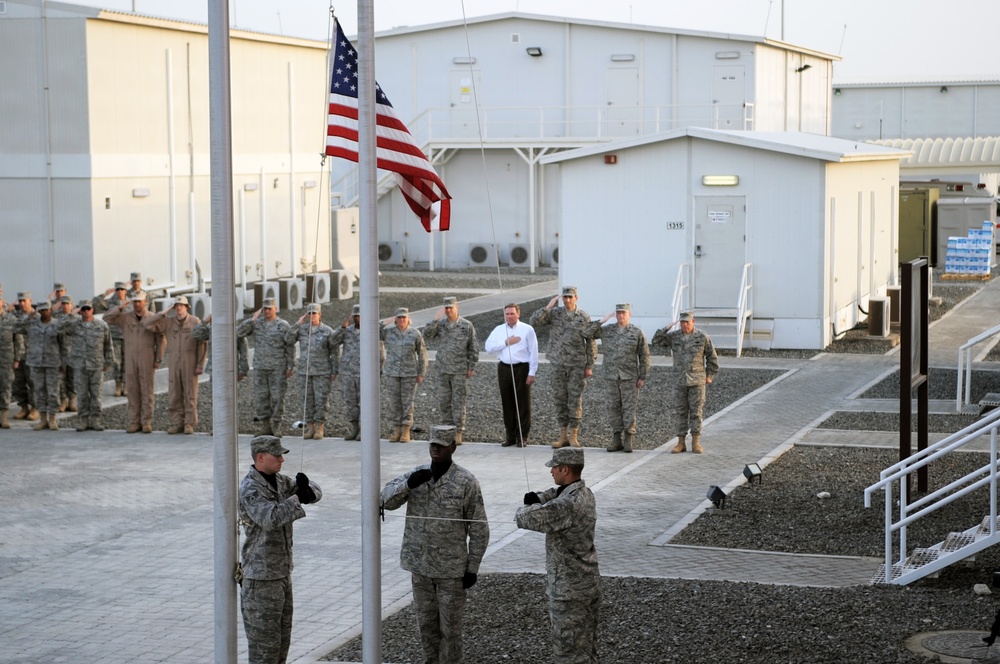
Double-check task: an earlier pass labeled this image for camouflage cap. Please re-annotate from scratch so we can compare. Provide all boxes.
[429,425,457,446]
[615,303,631,312]
[394,307,409,318]
[114,282,127,290]
[78,299,93,309]
[173,295,190,307]
[130,290,147,301]
[442,296,458,307]
[60,295,73,304]
[679,311,694,322]
[306,303,322,314]
[561,286,578,298]
[130,272,142,281]
[17,291,31,300]
[53,282,65,291]
[351,304,361,316]
[35,300,51,311]
[545,447,585,467]
[261,298,277,309]
[251,435,290,458]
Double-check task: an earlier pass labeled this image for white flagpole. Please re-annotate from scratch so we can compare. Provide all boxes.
[207,0,239,662]
[357,1,383,662]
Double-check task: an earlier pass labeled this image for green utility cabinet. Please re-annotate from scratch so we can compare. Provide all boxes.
[899,187,937,265]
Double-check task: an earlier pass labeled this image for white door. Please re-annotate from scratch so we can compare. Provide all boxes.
[694,196,746,309]
[712,65,746,129]
[450,69,482,138]
[605,67,640,137]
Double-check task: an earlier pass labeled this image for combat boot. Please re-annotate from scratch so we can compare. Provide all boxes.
[607,431,623,452]
[33,413,49,430]
[49,413,61,430]
[14,404,30,420]
[455,431,463,446]
[76,418,90,432]
[90,416,105,432]
[552,427,569,448]
[183,424,194,434]
[568,428,581,448]
[623,432,634,453]
[671,435,687,454]
[399,426,411,443]
[345,421,360,441]
[389,426,401,443]
[303,423,315,439]
[67,395,77,412]
[120,384,127,397]
[255,420,272,436]
[59,397,68,412]
[270,419,283,437]
[691,434,704,454]
[0,409,9,429]
[114,382,123,397]
[312,423,325,440]
[126,424,140,433]
[167,424,182,434]
[26,408,40,422]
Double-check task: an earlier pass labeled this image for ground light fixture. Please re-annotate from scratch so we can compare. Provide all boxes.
[743,463,763,485]
[706,485,728,509]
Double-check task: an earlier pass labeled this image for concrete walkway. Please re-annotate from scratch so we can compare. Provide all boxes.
[1,276,998,663]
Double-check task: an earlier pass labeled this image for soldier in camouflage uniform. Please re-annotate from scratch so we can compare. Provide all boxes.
[530,287,597,448]
[330,303,384,441]
[92,282,130,396]
[237,299,293,436]
[516,447,601,664]
[381,424,489,664]
[0,294,25,429]
[10,291,38,422]
[53,295,77,413]
[104,291,165,433]
[584,304,651,453]
[58,300,115,431]
[239,435,321,664]
[422,297,479,445]
[651,312,719,454]
[380,307,427,443]
[49,282,67,307]
[284,303,338,440]
[15,301,67,431]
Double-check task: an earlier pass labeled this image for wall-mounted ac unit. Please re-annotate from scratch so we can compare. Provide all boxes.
[306,272,331,304]
[237,287,255,312]
[547,244,560,266]
[151,297,172,313]
[468,243,498,267]
[253,281,280,310]
[330,269,354,300]
[278,278,305,311]
[867,298,889,338]
[187,293,211,320]
[509,243,534,267]
[378,241,405,266]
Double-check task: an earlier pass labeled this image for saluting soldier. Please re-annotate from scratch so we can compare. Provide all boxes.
[15,301,67,431]
[237,299,293,436]
[92,281,130,396]
[330,303,384,441]
[104,291,165,433]
[422,296,479,445]
[143,295,207,435]
[0,293,25,429]
[53,295,77,413]
[380,307,427,443]
[284,303,338,440]
[59,300,115,431]
[10,291,39,422]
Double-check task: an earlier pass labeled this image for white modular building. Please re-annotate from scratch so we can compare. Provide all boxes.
[542,129,909,350]
[0,0,332,304]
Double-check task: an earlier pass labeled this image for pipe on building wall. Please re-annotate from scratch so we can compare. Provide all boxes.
[829,197,838,338]
[259,168,266,283]
[528,148,536,275]
[41,0,56,287]
[239,188,246,291]
[189,191,196,283]
[891,185,899,287]
[166,49,178,285]
[869,190,877,299]
[856,191,864,309]
[288,62,297,278]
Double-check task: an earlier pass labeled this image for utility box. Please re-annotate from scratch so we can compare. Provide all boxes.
[331,207,361,277]
[899,187,937,265]
[886,286,901,326]
[937,197,998,269]
[867,298,890,337]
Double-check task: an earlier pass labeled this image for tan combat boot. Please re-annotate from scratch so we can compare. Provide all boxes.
[14,404,30,420]
[399,426,411,443]
[76,418,89,432]
[48,413,59,430]
[183,424,194,434]
[607,431,623,452]
[126,423,140,434]
[568,428,581,448]
[455,431,463,445]
[59,397,68,412]
[389,426,401,443]
[303,423,315,439]
[671,435,687,453]
[27,408,40,422]
[91,416,105,432]
[552,427,569,448]
[270,420,282,437]
[312,423,324,440]
[0,409,9,429]
[167,424,182,434]
[691,434,704,454]
[345,421,360,441]
[623,432,634,453]
[114,382,123,397]
[67,396,77,412]
[33,413,49,431]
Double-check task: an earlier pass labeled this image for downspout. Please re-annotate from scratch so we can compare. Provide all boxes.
[41,1,56,285]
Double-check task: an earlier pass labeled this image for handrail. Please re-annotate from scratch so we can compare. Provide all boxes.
[735,262,753,357]
[956,322,1000,411]
[863,406,1000,583]
[672,263,690,324]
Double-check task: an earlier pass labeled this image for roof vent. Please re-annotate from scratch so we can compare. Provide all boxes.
[510,33,521,44]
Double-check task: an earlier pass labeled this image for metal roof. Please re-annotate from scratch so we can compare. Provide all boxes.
[833,77,1000,88]
[870,136,1000,168]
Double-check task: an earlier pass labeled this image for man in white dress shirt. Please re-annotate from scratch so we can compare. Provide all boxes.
[484,303,539,447]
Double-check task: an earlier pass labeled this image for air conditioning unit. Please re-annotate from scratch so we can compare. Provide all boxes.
[867,298,889,338]
[278,278,305,311]
[151,297,172,313]
[547,244,560,266]
[468,243,498,267]
[188,293,211,320]
[237,287,255,312]
[253,281,279,310]
[378,241,405,266]
[509,243,534,267]
[330,269,354,300]
[306,272,331,304]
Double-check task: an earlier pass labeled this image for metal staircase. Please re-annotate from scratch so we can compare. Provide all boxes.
[864,406,1000,585]
[675,262,771,356]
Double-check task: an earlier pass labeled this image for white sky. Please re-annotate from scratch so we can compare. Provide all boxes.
[75,0,997,82]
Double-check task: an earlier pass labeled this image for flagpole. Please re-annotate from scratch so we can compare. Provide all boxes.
[357,0,383,662]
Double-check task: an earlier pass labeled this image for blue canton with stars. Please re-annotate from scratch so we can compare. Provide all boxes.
[331,20,393,108]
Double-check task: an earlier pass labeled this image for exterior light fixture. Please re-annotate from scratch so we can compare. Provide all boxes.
[743,463,763,485]
[834,88,842,96]
[303,180,317,189]
[131,187,150,198]
[604,155,618,165]
[715,51,740,59]
[940,86,948,93]
[525,47,543,57]
[707,485,728,509]
[795,64,811,73]
[243,183,259,192]
[452,56,476,65]
[702,175,739,186]
[610,53,635,62]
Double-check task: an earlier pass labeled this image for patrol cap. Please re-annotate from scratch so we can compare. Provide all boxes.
[114,282,128,290]
[130,290,147,301]
[60,295,73,304]
[545,447,585,467]
[78,299,93,309]
[53,282,65,291]
[172,295,190,307]
[261,298,277,309]
[251,435,290,458]
[429,425,457,446]
[394,307,409,318]
[306,303,322,314]
[36,300,51,311]
[615,303,631,312]
[679,311,694,322]
[351,304,361,316]
[130,272,142,281]
[17,291,31,301]
[561,286,578,298]
[442,296,458,307]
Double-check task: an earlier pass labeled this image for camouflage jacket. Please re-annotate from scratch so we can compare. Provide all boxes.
[92,293,129,340]
[284,322,338,376]
[15,316,66,368]
[236,317,293,372]
[650,327,719,386]
[330,323,384,377]
[515,480,600,601]
[192,321,250,377]
[529,306,597,370]
[422,316,479,375]
[380,324,427,379]
[584,321,651,382]
[381,462,489,578]
[58,316,115,371]
[239,466,322,580]
[0,311,25,362]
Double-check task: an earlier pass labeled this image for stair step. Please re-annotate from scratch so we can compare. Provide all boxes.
[942,531,975,552]
[904,547,939,569]
[982,393,1000,407]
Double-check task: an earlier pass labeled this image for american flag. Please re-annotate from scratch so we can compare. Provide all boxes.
[326,19,451,232]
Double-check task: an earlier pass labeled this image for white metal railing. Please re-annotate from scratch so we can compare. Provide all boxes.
[735,262,753,357]
[863,406,1000,584]
[956,323,1000,411]
[672,263,690,324]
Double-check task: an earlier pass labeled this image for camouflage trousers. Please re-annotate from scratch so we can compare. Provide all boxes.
[241,576,293,664]
[411,573,467,664]
[549,595,600,664]
[605,378,639,434]
[434,372,468,430]
[299,373,332,424]
[551,363,587,429]
[672,383,707,436]
[386,376,418,427]
[12,362,34,408]
[74,368,104,418]
[112,338,125,384]
[59,365,76,401]
[0,363,12,410]
[30,366,61,413]
[253,369,288,424]
[341,373,360,422]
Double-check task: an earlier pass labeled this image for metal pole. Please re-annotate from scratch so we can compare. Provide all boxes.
[207,0,238,661]
[358,0,383,661]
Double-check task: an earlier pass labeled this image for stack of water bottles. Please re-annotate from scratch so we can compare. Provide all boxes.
[944,220,994,275]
